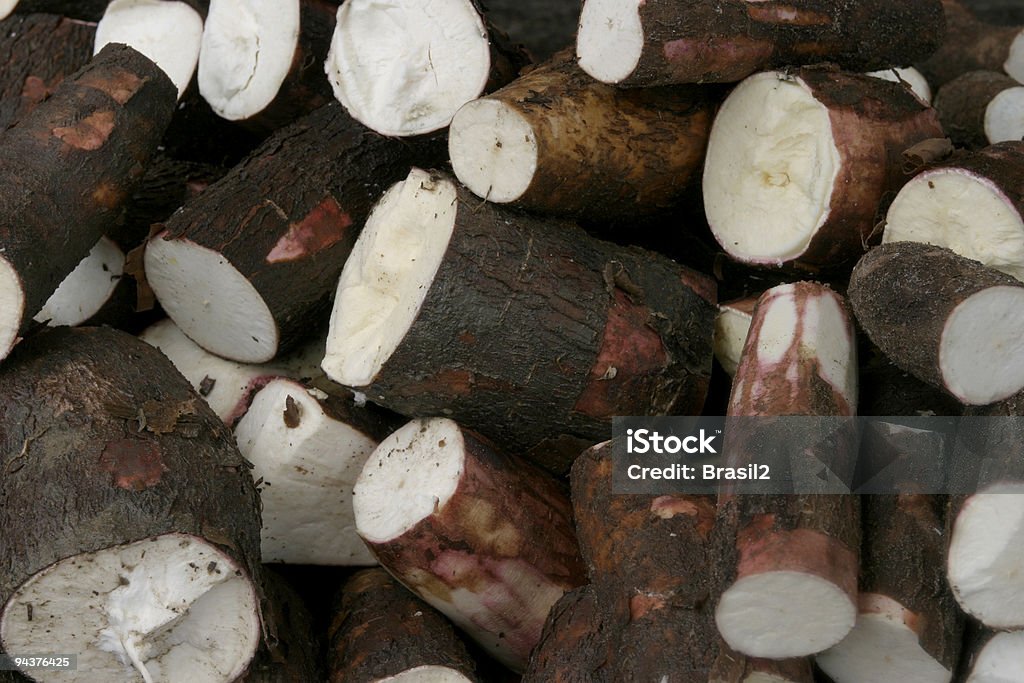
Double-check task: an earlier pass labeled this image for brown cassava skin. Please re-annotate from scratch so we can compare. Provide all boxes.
[709,646,813,683]
[858,495,963,673]
[456,51,716,221]
[917,0,1023,87]
[0,13,96,131]
[0,327,264,638]
[355,171,716,474]
[151,102,442,361]
[240,569,322,683]
[934,70,1022,148]
[361,424,585,673]
[527,441,722,681]
[769,67,942,269]
[0,44,175,359]
[849,241,1024,404]
[327,569,478,683]
[583,0,944,86]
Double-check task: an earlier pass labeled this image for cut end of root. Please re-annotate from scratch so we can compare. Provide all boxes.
[322,168,456,387]
[576,0,643,84]
[199,0,300,120]
[1003,30,1024,84]
[353,418,465,544]
[0,255,23,361]
[35,237,125,328]
[0,534,260,683]
[985,87,1024,145]
[865,67,932,104]
[713,304,754,376]
[449,98,538,203]
[0,0,17,20]
[145,233,279,363]
[816,597,952,683]
[96,0,204,99]
[716,571,856,658]
[703,72,839,264]
[967,631,1024,682]
[235,378,379,565]
[884,169,1024,282]
[949,488,1024,627]
[940,286,1024,405]
[325,0,491,136]
[378,666,476,683]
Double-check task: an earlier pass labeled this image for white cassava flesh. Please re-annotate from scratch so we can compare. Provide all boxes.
[34,237,124,327]
[378,666,474,683]
[144,235,278,363]
[866,67,932,104]
[325,0,491,136]
[0,534,259,683]
[1005,33,1024,84]
[322,168,456,387]
[95,0,204,98]
[940,287,1024,404]
[967,631,1024,682]
[353,418,464,545]
[0,0,16,20]
[715,571,857,659]
[884,170,1024,282]
[985,87,1024,144]
[816,594,952,683]
[948,486,1024,628]
[576,0,643,84]
[713,302,754,376]
[234,378,379,565]
[703,72,840,264]
[0,256,24,357]
[198,0,300,120]
[448,98,537,203]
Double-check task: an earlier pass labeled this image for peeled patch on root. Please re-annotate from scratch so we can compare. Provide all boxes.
[266,197,352,264]
[78,68,147,105]
[745,5,832,25]
[99,439,167,491]
[53,111,116,151]
[650,496,715,538]
[662,36,772,78]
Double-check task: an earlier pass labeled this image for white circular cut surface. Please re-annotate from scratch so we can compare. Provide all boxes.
[0,0,17,20]
[322,168,457,387]
[379,665,475,683]
[96,0,204,98]
[576,0,643,84]
[449,98,538,203]
[967,631,1024,682]
[703,72,840,264]
[985,86,1024,145]
[816,608,952,682]
[145,234,279,363]
[0,534,259,683]
[949,487,1024,627]
[199,0,300,120]
[0,255,24,359]
[940,286,1024,405]
[35,237,125,327]
[235,378,379,565]
[865,67,932,104]
[1004,30,1024,84]
[354,418,465,544]
[325,0,491,136]
[885,169,1024,281]
[715,571,856,658]
[713,305,753,376]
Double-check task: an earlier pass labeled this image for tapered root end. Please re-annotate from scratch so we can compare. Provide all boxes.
[144,233,279,364]
[0,534,260,683]
[353,418,465,545]
[576,0,643,84]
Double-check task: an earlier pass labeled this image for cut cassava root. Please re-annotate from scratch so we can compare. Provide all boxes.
[703,66,942,268]
[328,569,478,683]
[576,0,944,86]
[145,102,441,363]
[933,71,1024,148]
[0,43,176,363]
[0,327,264,682]
[323,168,716,471]
[353,418,585,672]
[448,51,716,221]
[917,0,1024,87]
[850,241,1024,405]
[325,0,526,137]
[883,141,1024,282]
